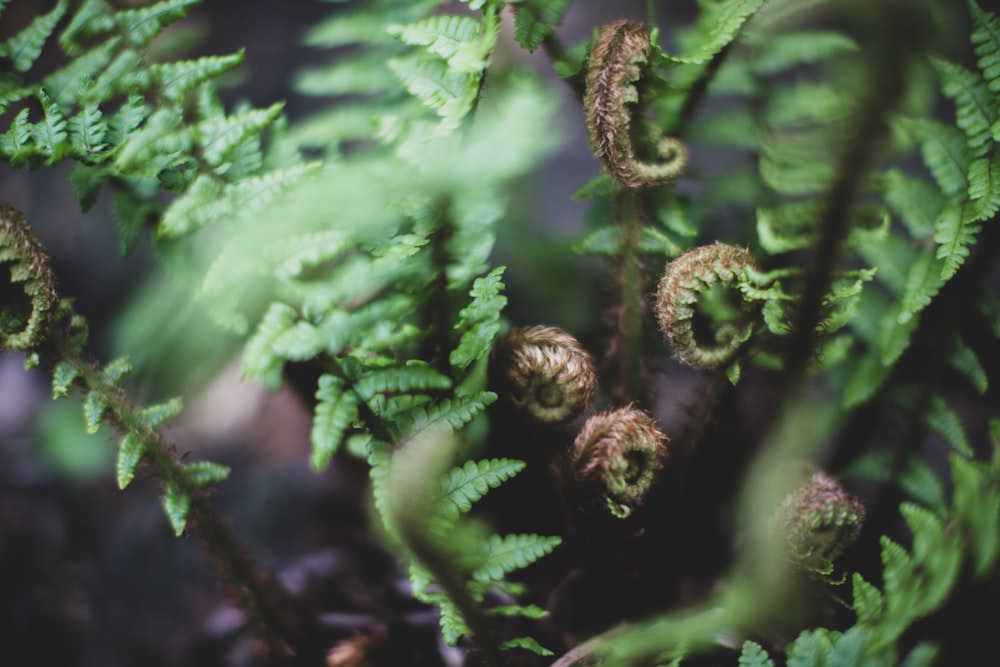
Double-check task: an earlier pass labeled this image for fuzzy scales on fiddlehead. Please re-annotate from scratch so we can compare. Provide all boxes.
[570,406,668,518]
[0,202,58,352]
[496,325,598,424]
[654,242,760,369]
[770,468,865,576]
[585,20,687,188]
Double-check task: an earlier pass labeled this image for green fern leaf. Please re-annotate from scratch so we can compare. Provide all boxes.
[388,15,482,63]
[311,374,361,471]
[101,355,132,384]
[194,102,284,169]
[115,108,192,175]
[396,392,497,435]
[931,57,997,155]
[388,54,478,128]
[787,628,841,667]
[242,302,298,387]
[900,644,940,667]
[116,434,145,490]
[68,104,107,159]
[950,338,988,393]
[138,397,184,429]
[44,38,119,105]
[83,390,107,434]
[116,0,199,48]
[52,360,80,398]
[669,0,765,64]
[438,597,471,646]
[969,0,1000,94]
[512,0,571,53]
[451,266,506,369]
[153,51,245,104]
[901,118,972,196]
[498,636,555,656]
[438,458,526,523]
[925,394,973,456]
[157,174,231,237]
[294,52,398,97]
[901,502,963,612]
[851,573,885,626]
[32,90,69,164]
[967,153,1000,220]
[950,451,1000,576]
[749,30,858,75]
[472,533,561,583]
[738,640,775,667]
[91,49,149,101]
[0,0,68,72]
[353,363,452,401]
[0,108,34,166]
[488,604,549,619]
[60,0,115,53]
[881,169,945,238]
[104,93,147,147]
[897,247,944,325]
[162,483,191,536]
[184,460,231,486]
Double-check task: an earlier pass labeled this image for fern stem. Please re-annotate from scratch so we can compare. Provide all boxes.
[780,22,910,386]
[50,339,302,660]
[614,189,647,405]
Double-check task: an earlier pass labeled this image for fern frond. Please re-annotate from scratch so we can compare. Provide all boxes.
[387,54,478,131]
[925,394,973,456]
[294,53,398,98]
[353,363,452,401]
[152,51,245,104]
[950,449,1000,575]
[738,640,775,667]
[931,56,997,155]
[388,15,483,65]
[32,89,69,165]
[498,636,555,657]
[512,0,571,53]
[450,266,507,370]
[163,483,191,536]
[44,38,119,105]
[896,248,945,325]
[901,118,972,196]
[116,0,199,49]
[881,169,944,238]
[966,154,1000,221]
[184,460,231,487]
[472,533,562,583]
[0,0,68,72]
[437,458,526,523]
[668,0,765,65]
[934,201,981,281]
[969,0,1000,94]
[193,102,284,169]
[116,434,145,490]
[748,30,857,75]
[67,103,108,160]
[311,374,361,471]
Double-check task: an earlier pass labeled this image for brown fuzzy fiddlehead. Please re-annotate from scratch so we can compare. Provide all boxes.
[496,325,599,424]
[585,20,687,188]
[654,242,760,369]
[769,467,865,575]
[0,203,58,352]
[570,406,667,518]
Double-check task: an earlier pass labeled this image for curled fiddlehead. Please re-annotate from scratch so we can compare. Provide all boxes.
[0,203,58,352]
[654,242,760,369]
[495,325,599,424]
[569,406,668,518]
[769,466,865,576]
[585,20,687,188]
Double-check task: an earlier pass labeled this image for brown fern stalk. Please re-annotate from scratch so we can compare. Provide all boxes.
[1,203,303,662]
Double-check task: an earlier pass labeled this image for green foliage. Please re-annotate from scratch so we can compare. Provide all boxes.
[3,0,1000,664]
